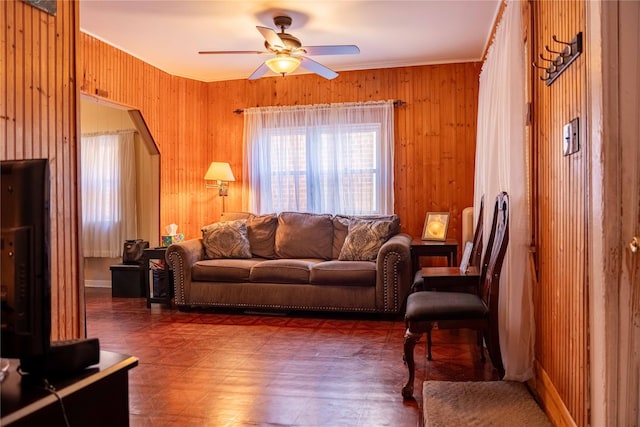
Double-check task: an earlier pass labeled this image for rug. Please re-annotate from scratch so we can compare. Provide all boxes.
[422,381,552,427]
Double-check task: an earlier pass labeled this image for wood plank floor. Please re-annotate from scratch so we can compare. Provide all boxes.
[85,288,499,426]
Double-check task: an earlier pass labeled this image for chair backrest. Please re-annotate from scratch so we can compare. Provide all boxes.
[469,195,485,269]
[480,192,509,308]
[479,192,509,377]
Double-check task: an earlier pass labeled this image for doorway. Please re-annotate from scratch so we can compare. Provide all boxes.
[79,95,160,288]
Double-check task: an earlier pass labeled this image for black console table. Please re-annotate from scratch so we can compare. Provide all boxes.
[1,351,138,427]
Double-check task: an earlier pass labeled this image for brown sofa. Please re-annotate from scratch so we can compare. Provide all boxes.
[165,211,412,314]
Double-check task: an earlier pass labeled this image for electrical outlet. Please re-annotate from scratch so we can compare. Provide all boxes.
[563,117,579,156]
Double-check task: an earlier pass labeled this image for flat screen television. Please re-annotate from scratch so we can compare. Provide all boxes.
[1,159,51,361]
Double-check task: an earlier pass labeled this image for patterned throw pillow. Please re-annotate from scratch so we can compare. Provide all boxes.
[338,219,393,261]
[201,219,252,259]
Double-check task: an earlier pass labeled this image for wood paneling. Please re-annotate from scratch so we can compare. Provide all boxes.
[530,1,587,425]
[210,64,481,248]
[79,32,480,253]
[0,5,598,421]
[2,0,83,339]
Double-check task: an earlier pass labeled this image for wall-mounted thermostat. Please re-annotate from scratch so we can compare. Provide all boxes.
[563,117,579,156]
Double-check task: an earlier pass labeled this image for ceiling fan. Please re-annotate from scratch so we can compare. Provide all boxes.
[199,15,360,80]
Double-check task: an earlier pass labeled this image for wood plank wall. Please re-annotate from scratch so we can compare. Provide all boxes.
[5,3,589,421]
[2,0,84,339]
[79,32,481,253]
[530,1,587,425]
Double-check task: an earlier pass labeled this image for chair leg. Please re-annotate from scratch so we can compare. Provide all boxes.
[484,327,505,378]
[402,328,422,399]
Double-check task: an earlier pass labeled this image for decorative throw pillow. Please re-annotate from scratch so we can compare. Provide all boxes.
[332,214,400,259]
[201,219,252,259]
[338,219,393,261]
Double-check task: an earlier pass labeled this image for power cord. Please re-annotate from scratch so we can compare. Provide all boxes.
[42,378,71,427]
[16,367,71,427]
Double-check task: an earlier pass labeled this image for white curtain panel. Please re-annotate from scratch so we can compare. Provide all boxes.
[474,0,534,381]
[81,131,138,257]
[242,100,395,215]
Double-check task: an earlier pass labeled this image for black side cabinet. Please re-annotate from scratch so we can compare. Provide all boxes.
[109,264,145,297]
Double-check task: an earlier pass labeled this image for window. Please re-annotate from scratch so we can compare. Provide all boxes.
[81,131,137,257]
[243,101,394,215]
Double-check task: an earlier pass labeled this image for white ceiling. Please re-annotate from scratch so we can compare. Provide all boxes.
[79,0,501,83]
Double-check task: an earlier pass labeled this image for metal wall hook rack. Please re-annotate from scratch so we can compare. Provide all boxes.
[544,45,565,56]
[538,53,557,63]
[552,35,574,46]
[532,32,582,86]
[531,62,552,81]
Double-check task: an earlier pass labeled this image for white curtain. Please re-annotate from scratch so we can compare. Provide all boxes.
[81,131,138,257]
[474,0,534,381]
[242,100,395,215]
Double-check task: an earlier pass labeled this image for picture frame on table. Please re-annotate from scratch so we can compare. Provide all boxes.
[422,212,450,241]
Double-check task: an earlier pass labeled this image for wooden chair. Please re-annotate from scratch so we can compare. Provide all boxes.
[411,195,484,293]
[401,192,509,399]
[468,195,485,273]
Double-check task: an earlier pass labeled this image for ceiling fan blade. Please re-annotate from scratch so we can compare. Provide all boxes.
[256,26,285,50]
[300,57,338,80]
[303,45,360,56]
[199,50,269,55]
[248,62,270,80]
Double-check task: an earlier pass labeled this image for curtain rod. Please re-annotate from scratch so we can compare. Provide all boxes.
[232,99,406,114]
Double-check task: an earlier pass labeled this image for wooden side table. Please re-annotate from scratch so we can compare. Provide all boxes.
[419,265,480,293]
[410,238,458,273]
[142,247,173,308]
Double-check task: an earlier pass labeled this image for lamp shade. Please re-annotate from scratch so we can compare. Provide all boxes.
[265,54,301,75]
[204,162,235,182]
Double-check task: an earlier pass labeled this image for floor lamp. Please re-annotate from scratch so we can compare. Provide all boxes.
[204,162,235,213]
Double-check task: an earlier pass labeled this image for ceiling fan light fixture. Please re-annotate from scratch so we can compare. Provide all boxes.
[265,54,301,76]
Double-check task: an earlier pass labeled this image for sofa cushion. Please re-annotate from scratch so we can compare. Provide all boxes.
[339,219,394,261]
[202,219,252,259]
[275,212,333,260]
[332,214,401,259]
[332,216,350,259]
[221,212,277,259]
[249,259,321,284]
[310,260,376,287]
[220,211,251,221]
[192,258,263,282]
[247,213,277,259]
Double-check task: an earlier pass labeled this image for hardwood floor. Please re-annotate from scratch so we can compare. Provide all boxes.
[85,288,499,426]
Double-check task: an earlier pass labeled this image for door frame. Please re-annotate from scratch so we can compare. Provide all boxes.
[586,0,639,425]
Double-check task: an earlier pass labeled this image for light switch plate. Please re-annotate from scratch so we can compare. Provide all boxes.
[563,117,579,156]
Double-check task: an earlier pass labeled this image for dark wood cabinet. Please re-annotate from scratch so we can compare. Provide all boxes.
[1,351,138,427]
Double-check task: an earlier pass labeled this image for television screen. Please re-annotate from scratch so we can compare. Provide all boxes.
[1,159,51,360]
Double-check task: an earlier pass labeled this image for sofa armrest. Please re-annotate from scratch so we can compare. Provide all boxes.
[376,233,412,313]
[165,238,205,305]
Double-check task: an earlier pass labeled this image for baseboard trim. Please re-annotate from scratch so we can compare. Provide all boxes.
[85,280,111,288]
[530,361,578,427]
